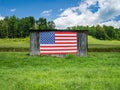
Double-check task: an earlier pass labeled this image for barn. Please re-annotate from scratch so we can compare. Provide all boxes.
[30,30,88,56]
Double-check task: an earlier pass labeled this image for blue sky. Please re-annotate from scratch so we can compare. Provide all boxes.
[0,0,79,20]
[0,0,120,29]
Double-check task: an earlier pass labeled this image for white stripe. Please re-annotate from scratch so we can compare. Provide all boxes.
[55,37,77,39]
[55,34,77,36]
[40,50,77,53]
[40,44,77,46]
[40,47,77,50]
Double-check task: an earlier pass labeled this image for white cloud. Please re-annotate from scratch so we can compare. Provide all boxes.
[10,8,16,12]
[0,14,4,20]
[100,20,120,28]
[54,0,120,29]
[60,8,63,11]
[41,9,52,16]
[0,16,4,20]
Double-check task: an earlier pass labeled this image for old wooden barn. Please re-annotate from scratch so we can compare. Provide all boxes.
[30,30,88,56]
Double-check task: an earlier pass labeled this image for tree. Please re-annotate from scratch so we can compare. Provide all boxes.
[27,16,35,29]
[47,21,55,29]
[115,28,120,40]
[103,25,116,40]
[6,16,19,38]
[36,18,47,30]
[18,16,35,37]
[88,26,96,37]
[95,25,109,40]
[0,20,5,38]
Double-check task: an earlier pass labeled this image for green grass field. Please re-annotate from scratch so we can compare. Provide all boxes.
[0,38,29,52]
[88,36,120,49]
[0,38,29,48]
[0,52,120,90]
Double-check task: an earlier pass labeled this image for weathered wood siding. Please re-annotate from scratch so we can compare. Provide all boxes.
[30,31,39,55]
[77,31,88,56]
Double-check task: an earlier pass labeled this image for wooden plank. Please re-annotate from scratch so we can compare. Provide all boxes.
[79,31,88,56]
[30,31,39,55]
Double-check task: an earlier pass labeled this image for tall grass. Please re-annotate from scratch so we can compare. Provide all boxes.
[0,52,120,90]
[88,36,120,45]
[0,37,29,48]
[88,36,120,48]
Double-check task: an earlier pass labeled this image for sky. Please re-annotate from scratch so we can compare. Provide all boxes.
[0,0,120,29]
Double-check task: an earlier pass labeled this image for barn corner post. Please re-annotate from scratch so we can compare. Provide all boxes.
[77,30,88,56]
[30,30,40,55]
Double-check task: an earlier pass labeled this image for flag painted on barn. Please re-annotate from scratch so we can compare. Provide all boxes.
[39,31,77,55]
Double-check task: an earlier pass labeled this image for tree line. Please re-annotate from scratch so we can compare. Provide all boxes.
[67,25,120,40]
[0,15,55,38]
[1,15,120,40]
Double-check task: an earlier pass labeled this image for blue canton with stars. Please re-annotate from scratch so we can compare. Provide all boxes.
[40,32,55,44]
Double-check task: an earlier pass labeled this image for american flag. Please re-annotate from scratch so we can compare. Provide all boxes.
[39,31,77,55]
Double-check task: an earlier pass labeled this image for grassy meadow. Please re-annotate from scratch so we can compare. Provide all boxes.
[0,36,120,90]
[0,38,29,52]
[0,52,120,90]
[88,36,120,49]
[0,38,29,48]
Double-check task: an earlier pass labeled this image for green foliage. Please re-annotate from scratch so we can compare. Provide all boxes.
[0,16,55,38]
[68,25,120,40]
[47,21,55,29]
[36,17,56,30]
[36,18,47,30]
[0,52,120,90]
[0,16,35,38]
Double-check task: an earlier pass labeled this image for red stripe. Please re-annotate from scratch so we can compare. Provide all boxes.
[55,37,77,40]
[40,46,77,48]
[40,49,77,51]
[40,47,77,50]
[40,46,77,50]
[40,52,77,55]
[55,42,77,44]
[56,35,76,37]
[40,44,77,46]
[55,39,77,40]
[55,32,76,34]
